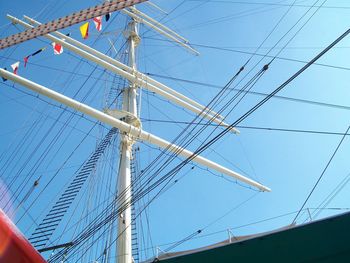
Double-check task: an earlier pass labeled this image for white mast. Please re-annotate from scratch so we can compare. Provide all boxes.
[116,15,140,263]
[2,7,272,263]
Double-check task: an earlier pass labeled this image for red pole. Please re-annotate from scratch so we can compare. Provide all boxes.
[0,209,46,263]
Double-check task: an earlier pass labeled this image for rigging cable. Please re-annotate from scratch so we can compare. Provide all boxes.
[291,125,350,224]
[31,0,330,258]
[1,12,124,220]
[141,118,350,137]
[116,9,350,232]
[188,0,349,10]
[138,0,301,179]
[162,191,259,253]
[139,206,350,254]
[145,72,350,111]
[70,2,328,251]
[178,0,300,31]
[188,23,350,174]
[312,171,350,220]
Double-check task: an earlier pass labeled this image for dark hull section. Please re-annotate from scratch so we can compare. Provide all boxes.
[159,212,350,263]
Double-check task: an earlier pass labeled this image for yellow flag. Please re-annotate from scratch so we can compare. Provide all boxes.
[80,22,89,39]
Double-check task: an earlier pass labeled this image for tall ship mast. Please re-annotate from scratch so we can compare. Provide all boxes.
[1,1,350,262]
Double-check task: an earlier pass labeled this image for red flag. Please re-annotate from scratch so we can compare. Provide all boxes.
[11,62,20,75]
[23,47,46,67]
[52,42,63,55]
[24,56,29,67]
[93,16,102,31]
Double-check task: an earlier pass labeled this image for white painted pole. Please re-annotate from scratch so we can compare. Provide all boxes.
[145,2,168,15]
[21,15,226,123]
[128,7,189,43]
[0,69,270,192]
[116,18,139,263]
[122,9,200,55]
[116,141,132,263]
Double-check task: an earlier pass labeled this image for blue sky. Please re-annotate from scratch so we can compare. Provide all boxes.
[1,0,350,261]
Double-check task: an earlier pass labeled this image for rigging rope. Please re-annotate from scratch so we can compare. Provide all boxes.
[50,1,334,258]
[4,0,340,260]
[292,125,350,224]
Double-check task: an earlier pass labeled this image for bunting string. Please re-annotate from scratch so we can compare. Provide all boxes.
[2,13,111,81]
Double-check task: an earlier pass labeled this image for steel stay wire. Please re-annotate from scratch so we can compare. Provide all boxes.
[140,0,326,166]
[0,0,324,209]
[105,59,249,223]
[50,164,201,262]
[138,206,350,254]
[4,64,106,212]
[54,1,326,255]
[131,0,311,188]
[188,26,350,182]
[107,66,248,225]
[145,72,350,111]
[189,0,349,10]
[119,16,350,231]
[311,171,350,220]
[1,14,125,217]
[60,13,326,263]
[28,0,330,256]
[58,67,266,261]
[49,34,339,257]
[128,69,267,201]
[114,49,270,207]
[143,119,350,137]
[292,124,350,224]
[163,191,259,253]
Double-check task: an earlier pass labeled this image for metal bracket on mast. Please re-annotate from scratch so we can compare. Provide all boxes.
[123,21,141,47]
[104,109,142,130]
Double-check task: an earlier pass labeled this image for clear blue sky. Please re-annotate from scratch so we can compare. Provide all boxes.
[1,0,350,261]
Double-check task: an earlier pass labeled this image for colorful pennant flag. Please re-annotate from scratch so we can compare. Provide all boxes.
[11,62,20,75]
[80,22,89,39]
[93,16,102,32]
[52,42,63,55]
[11,17,111,76]
[23,47,46,67]
[24,56,30,67]
[2,68,7,82]
[31,47,46,57]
